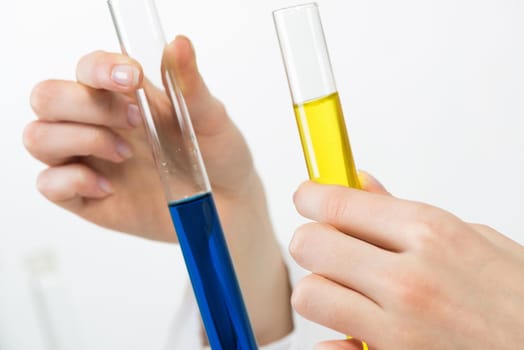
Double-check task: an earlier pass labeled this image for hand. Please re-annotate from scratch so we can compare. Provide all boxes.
[24,36,292,344]
[290,177,524,350]
[24,36,254,242]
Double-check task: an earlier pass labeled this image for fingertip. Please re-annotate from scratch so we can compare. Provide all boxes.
[36,165,113,203]
[291,274,327,318]
[29,80,48,116]
[96,176,114,194]
[172,35,197,70]
[162,35,230,134]
[293,181,322,217]
[163,35,202,95]
[293,181,312,203]
[22,121,38,154]
[36,170,51,197]
[357,170,389,195]
[290,275,311,314]
[288,224,305,264]
[77,50,143,91]
[292,182,304,211]
[175,35,195,54]
[30,80,65,118]
[36,169,70,202]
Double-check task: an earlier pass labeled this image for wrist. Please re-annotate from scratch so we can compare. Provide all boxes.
[215,174,294,345]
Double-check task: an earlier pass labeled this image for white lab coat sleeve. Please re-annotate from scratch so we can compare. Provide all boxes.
[164,246,341,349]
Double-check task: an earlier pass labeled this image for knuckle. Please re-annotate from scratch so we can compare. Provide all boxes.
[389,270,439,311]
[406,205,445,250]
[472,223,494,233]
[84,128,109,151]
[97,89,117,112]
[409,221,439,251]
[408,205,466,252]
[70,166,89,190]
[392,277,424,308]
[88,87,117,117]
[322,189,350,223]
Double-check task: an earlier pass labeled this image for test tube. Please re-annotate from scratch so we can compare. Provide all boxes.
[25,250,83,350]
[273,3,361,188]
[107,1,257,349]
[274,4,367,349]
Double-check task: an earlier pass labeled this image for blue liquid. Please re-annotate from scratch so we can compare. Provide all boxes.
[168,192,258,350]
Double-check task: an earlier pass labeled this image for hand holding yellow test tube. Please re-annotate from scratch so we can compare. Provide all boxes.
[274,3,367,349]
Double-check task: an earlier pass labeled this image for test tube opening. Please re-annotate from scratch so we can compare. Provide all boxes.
[108,0,210,202]
[273,3,361,188]
[273,2,337,104]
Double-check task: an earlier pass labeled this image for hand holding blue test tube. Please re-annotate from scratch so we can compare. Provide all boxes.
[108,1,258,348]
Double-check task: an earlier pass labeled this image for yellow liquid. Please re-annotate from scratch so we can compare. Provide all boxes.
[296,93,366,348]
[294,92,361,188]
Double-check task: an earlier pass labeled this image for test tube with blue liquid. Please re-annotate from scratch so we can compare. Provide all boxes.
[107,1,257,348]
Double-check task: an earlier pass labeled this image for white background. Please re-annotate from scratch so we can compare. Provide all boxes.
[1,0,523,349]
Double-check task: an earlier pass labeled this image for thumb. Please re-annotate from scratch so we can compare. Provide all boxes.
[358,170,390,195]
[161,35,230,135]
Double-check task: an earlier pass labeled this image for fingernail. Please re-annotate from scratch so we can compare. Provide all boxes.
[127,104,142,127]
[97,177,113,194]
[111,65,139,87]
[358,170,388,193]
[358,171,370,188]
[116,140,133,159]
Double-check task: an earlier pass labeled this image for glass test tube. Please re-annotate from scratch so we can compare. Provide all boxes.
[25,250,83,350]
[274,5,367,348]
[107,1,257,349]
[273,3,361,188]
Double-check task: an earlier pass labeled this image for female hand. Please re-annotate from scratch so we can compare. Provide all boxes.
[24,35,258,242]
[23,36,292,344]
[290,179,524,350]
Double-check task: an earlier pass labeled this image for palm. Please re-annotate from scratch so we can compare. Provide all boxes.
[77,90,253,242]
[79,124,169,240]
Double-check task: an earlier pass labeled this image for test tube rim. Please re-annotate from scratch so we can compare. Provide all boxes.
[272,2,319,16]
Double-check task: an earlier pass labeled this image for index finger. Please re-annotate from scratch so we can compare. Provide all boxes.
[76,50,143,92]
[293,181,455,252]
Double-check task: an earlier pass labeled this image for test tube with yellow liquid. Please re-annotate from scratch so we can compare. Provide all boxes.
[274,3,367,349]
[274,3,361,189]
